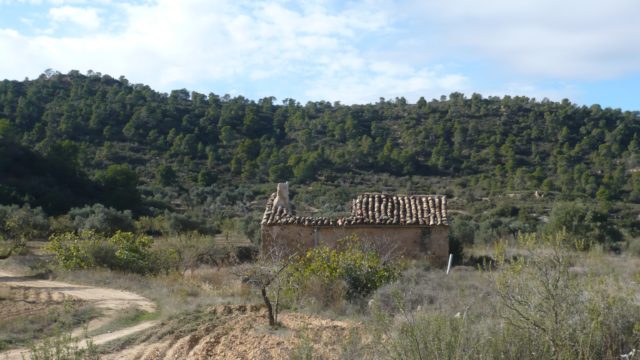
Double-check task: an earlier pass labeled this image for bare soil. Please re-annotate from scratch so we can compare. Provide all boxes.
[0,270,158,360]
[104,304,359,360]
[0,270,359,359]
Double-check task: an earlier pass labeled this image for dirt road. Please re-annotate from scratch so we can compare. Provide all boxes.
[0,270,158,360]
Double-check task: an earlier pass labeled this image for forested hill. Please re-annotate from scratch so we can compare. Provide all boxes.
[1,70,640,236]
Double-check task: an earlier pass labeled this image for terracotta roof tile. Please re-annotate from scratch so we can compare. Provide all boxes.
[262,193,448,227]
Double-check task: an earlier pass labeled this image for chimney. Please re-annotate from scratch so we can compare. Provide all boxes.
[273,182,290,213]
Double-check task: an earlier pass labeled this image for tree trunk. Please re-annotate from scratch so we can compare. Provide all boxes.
[261,287,275,326]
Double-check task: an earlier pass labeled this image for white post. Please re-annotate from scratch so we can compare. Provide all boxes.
[446,254,453,275]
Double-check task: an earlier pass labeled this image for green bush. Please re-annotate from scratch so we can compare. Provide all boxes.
[46,231,99,270]
[449,216,476,246]
[108,231,154,274]
[137,211,215,236]
[134,215,166,236]
[288,236,401,302]
[48,214,76,235]
[46,230,174,274]
[68,204,134,235]
[94,164,141,210]
[0,204,49,240]
[545,201,622,248]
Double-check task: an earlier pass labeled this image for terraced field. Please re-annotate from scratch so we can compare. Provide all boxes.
[0,286,75,320]
[103,304,359,360]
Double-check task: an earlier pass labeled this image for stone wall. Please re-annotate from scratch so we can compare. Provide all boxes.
[261,224,449,267]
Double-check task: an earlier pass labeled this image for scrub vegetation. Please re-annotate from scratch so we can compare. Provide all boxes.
[2,71,640,359]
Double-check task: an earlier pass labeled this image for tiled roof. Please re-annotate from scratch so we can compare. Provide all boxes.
[261,193,448,226]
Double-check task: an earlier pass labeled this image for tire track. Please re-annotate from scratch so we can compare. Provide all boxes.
[0,270,158,360]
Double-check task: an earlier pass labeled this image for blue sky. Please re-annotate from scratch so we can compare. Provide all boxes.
[0,0,639,110]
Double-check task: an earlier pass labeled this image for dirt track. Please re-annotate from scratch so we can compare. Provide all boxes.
[0,270,158,360]
[0,270,360,359]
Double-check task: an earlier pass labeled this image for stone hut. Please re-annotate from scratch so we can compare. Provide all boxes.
[261,183,449,267]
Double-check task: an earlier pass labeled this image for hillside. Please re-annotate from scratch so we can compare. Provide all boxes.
[1,70,640,244]
[2,71,640,358]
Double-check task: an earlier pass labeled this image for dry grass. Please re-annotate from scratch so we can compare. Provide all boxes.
[0,287,99,351]
[373,267,496,318]
[53,265,258,321]
[13,231,640,359]
[361,235,640,360]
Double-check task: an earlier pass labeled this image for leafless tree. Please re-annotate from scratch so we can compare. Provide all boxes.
[237,245,295,327]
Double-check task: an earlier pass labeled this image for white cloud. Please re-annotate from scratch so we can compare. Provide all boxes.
[0,0,470,103]
[1,0,435,100]
[407,0,640,80]
[306,55,469,103]
[480,82,579,104]
[48,5,101,30]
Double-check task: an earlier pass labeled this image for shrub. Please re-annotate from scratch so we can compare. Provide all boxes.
[545,201,622,248]
[288,236,401,303]
[150,233,218,273]
[449,216,476,246]
[108,231,155,274]
[373,232,640,359]
[493,232,640,359]
[68,204,134,235]
[142,211,215,236]
[46,230,173,275]
[85,239,119,270]
[156,164,177,186]
[46,231,99,270]
[134,215,164,236]
[48,214,76,235]
[0,203,49,240]
[94,163,141,210]
[378,312,477,360]
[0,204,48,257]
